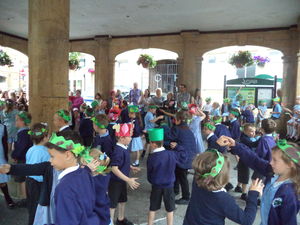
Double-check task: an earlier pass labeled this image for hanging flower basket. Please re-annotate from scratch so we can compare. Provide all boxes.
[88,68,95,74]
[0,50,13,67]
[228,51,254,68]
[253,56,270,67]
[69,52,81,70]
[137,54,157,69]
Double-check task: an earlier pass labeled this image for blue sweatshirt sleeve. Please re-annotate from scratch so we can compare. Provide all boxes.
[255,138,270,160]
[231,122,241,140]
[172,145,187,167]
[208,135,227,153]
[240,134,259,148]
[11,131,32,160]
[232,143,273,177]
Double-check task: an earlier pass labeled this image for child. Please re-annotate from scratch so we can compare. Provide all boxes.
[286,96,300,140]
[45,131,100,224]
[128,105,143,167]
[91,114,114,158]
[120,100,130,123]
[25,123,50,225]
[217,136,300,225]
[109,123,140,225]
[257,100,268,127]
[202,97,212,117]
[183,149,263,225]
[53,109,72,134]
[168,110,197,205]
[79,107,94,147]
[11,111,33,203]
[147,128,184,225]
[221,98,231,121]
[107,106,122,144]
[187,104,206,153]
[212,116,231,138]
[231,87,242,109]
[210,102,221,117]
[251,119,277,180]
[0,121,14,208]
[72,107,81,131]
[235,123,260,201]
[202,122,227,153]
[242,105,255,124]
[227,108,241,141]
[271,97,282,120]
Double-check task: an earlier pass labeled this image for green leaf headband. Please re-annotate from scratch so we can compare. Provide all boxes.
[202,149,225,178]
[213,118,223,124]
[81,148,108,173]
[48,133,85,157]
[91,117,107,129]
[85,108,94,117]
[223,98,230,103]
[28,128,47,136]
[230,110,239,117]
[204,123,216,131]
[56,110,71,122]
[273,97,280,102]
[148,105,158,109]
[277,139,300,166]
[18,111,31,125]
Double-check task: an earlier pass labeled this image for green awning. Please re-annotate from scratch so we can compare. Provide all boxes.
[255,74,282,83]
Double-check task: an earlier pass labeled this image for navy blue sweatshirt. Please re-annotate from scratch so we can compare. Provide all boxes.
[131,118,143,137]
[110,144,130,182]
[242,109,255,123]
[207,133,226,153]
[79,118,94,146]
[229,119,241,140]
[11,128,33,161]
[92,132,114,158]
[214,123,231,138]
[183,181,259,225]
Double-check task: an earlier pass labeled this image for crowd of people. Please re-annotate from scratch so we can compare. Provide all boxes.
[0,83,299,225]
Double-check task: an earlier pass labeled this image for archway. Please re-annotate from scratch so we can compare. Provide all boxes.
[68,52,95,102]
[0,45,28,93]
[114,48,178,96]
[201,45,284,104]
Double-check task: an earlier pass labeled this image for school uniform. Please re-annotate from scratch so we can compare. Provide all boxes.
[231,143,300,225]
[92,131,114,158]
[108,143,131,208]
[206,133,227,153]
[188,116,205,153]
[107,122,117,144]
[129,119,143,151]
[57,125,72,136]
[147,146,185,212]
[54,166,100,225]
[214,123,231,138]
[183,181,259,225]
[144,111,157,143]
[168,123,197,200]
[120,108,130,123]
[242,109,255,123]
[79,117,94,147]
[93,174,111,225]
[228,118,241,141]
[271,103,282,120]
[11,127,33,183]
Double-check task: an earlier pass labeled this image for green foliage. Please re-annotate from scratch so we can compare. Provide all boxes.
[0,50,13,66]
[229,51,254,68]
[69,52,81,69]
[137,54,157,68]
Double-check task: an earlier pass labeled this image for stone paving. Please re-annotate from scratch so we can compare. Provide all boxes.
[0,154,299,225]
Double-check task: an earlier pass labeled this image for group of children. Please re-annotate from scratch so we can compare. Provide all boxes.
[0,92,299,225]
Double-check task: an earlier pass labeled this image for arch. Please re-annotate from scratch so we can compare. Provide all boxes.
[0,33,28,55]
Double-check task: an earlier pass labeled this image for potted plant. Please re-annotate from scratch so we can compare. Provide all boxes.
[137,54,157,68]
[69,52,81,70]
[253,55,270,67]
[228,51,254,68]
[0,50,13,66]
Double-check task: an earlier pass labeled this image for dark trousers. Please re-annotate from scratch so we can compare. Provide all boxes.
[26,177,42,225]
[174,167,190,200]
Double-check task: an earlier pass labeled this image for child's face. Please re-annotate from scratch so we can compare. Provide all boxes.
[53,114,65,129]
[270,150,293,176]
[119,136,132,146]
[150,108,156,114]
[149,142,158,151]
[244,127,256,138]
[203,127,212,136]
[48,148,70,170]
[129,112,136,119]
[229,113,235,120]
[15,115,25,128]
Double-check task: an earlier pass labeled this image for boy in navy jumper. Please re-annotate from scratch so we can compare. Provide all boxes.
[212,116,231,138]
[227,108,241,140]
[11,111,33,202]
[147,128,185,225]
[92,114,114,158]
[53,109,72,134]
[203,122,226,153]
[109,123,140,225]
[242,105,255,124]
[79,107,94,147]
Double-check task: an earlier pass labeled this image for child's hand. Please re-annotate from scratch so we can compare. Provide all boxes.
[249,179,264,196]
[170,142,177,149]
[130,166,141,174]
[0,164,11,174]
[216,136,235,147]
[86,160,101,173]
[127,178,140,190]
[158,115,164,120]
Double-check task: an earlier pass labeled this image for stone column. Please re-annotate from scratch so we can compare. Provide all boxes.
[28,0,70,129]
[94,37,113,99]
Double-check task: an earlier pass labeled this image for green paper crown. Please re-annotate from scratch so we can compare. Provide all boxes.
[273,97,280,102]
[91,117,107,129]
[213,117,223,124]
[202,149,225,178]
[28,128,47,136]
[223,98,230,103]
[128,105,139,113]
[204,123,216,131]
[91,100,99,108]
[56,110,71,122]
[148,105,158,109]
[18,111,31,125]
[49,133,85,157]
[81,148,108,174]
[230,110,240,117]
[85,108,94,117]
[277,139,300,165]
[148,128,164,142]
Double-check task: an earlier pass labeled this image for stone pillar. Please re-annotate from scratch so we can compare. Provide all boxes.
[195,56,203,91]
[94,37,113,99]
[28,0,70,129]
[281,54,298,107]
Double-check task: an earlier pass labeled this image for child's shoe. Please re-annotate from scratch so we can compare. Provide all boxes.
[116,218,134,225]
[240,193,247,201]
[234,186,242,193]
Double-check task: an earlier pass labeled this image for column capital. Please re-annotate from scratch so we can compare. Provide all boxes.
[94,36,111,46]
[195,56,203,63]
[281,54,298,63]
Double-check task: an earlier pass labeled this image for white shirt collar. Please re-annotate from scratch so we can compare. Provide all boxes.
[212,188,227,193]
[116,143,128,149]
[264,133,273,137]
[207,133,214,140]
[59,125,69,132]
[215,123,221,125]
[58,164,79,180]
[152,147,165,153]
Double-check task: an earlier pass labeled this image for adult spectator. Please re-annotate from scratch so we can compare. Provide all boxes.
[191,88,202,108]
[94,92,103,105]
[151,88,164,107]
[71,90,84,110]
[129,82,142,105]
[176,84,191,108]
[17,91,28,111]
